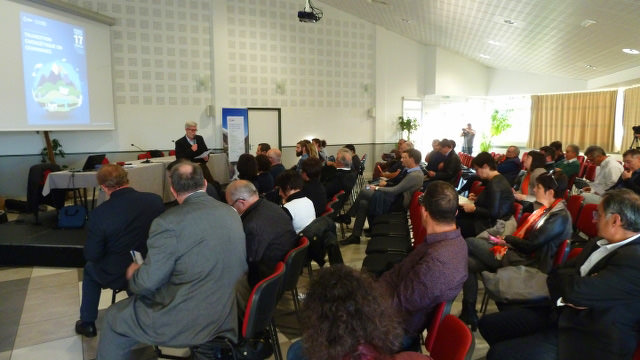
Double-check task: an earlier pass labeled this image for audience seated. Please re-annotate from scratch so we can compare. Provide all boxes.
[255,154,275,193]
[380,150,404,179]
[337,149,423,245]
[226,180,297,287]
[168,159,223,202]
[496,145,522,185]
[554,144,580,178]
[344,144,361,173]
[423,139,461,187]
[549,140,565,163]
[425,139,446,173]
[255,142,270,156]
[300,157,328,217]
[539,146,557,172]
[582,145,624,204]
[287,265,433,360]
[295,140,318,172]
[378,181,467,349]
[276,170,316,233]
[514,150,547,209]
[322,147,357,200]
[75,164,165,338]
[236,153,260,187]
[267,148,286,180]
[96,162,246,359]
[459,172,572,331]
[312,138,327,164]
[457,152,516,238]
[479,189,640,360]
[611,149,640,194]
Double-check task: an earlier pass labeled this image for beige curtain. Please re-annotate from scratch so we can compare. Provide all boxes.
[621,86,640,151]
[528,90,617,152]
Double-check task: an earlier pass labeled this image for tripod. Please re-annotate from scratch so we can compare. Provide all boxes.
[631,134,640,150]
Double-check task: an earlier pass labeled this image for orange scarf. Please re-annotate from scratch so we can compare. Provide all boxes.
[520,172,531,195]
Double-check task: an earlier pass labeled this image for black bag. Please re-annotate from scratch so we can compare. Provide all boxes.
[58,205,87,228]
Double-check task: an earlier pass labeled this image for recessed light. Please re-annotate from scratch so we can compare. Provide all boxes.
[488,40,503,46]
[480,54,491,59]
[580,19,597,28]
[503,19,516,25]
[400,18,412,24]
[623,48,640,55]
[584,64,597,70]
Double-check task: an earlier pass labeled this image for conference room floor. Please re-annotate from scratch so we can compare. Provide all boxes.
[0,212,494,360]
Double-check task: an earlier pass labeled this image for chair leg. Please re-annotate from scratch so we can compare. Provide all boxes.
[270,320,283,360]
[479,292,490,316]
[291,288,302,325]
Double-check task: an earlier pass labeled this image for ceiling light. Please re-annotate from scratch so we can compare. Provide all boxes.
[480,54,491,59]
[623,48,640,55]
[584,64,597,70]
[503,19,516,25]
[488,40,503,46]
[400,18,412,23]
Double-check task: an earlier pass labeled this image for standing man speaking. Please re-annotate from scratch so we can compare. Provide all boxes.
[175,120,215,184]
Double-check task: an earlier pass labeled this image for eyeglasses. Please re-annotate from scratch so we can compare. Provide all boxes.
[418,194,424,204]
[186,128,197,132]
[592,210,612,221]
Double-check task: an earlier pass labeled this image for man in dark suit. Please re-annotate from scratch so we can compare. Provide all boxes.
[323,147,357,200]
[267,148,286,180]
[611,148,640,194]
[423,139,461,187]
[174,120,215,184]
[97,162,247,359]
[75,164,164,338]
[300,157,328,217]
[479,189,640,360]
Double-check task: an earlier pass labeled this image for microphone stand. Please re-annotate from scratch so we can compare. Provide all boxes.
[131,144,151,163]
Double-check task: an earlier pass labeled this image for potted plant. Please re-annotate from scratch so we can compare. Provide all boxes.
[40,138,66,166]
[479,109,512,152]
[398,116,419,141]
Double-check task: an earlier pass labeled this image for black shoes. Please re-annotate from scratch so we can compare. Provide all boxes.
[339,234,360,246]
[334,214,352,225]
[458,307,479,332]
[75,320,97,338]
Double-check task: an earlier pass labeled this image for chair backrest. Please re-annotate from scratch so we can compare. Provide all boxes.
[424,302,447,353]
[242,262,286,339]
[430,315,473,360]
[553,239,570,267]
[138,153,151,160]
[584,164,597,181]
[469,181,485,196]
[566,247,583,262]
[512,202,523,223]
[518,212,531,227]
[282,237,310,292]
[576,203,598,239]
[634,340,640,360]
[566,195,584,224]
[169,149,176,156]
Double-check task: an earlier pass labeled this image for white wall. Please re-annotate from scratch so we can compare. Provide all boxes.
[434,48,489,96]
[374,26,435,144]
[487,68,588,95]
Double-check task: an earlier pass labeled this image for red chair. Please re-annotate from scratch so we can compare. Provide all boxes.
[584,164,597,181]
[553,239,571,267]
[566,195,584,225]
[169,150,176,156]
[429,315,474,360]
[521,152,528,169]
[138,153,151,160]
[573,203,598,242]
[518,212,531,227]
[469,181,485,196]
[281,237,310,320]
[567,247,583,261]
[424,302,449,353]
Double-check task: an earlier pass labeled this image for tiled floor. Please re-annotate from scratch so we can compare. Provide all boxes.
[0,216,496,360]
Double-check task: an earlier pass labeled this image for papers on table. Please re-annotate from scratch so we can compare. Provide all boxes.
[194,150,212,160]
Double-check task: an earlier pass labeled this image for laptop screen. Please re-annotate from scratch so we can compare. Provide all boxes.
[82,154,106,171]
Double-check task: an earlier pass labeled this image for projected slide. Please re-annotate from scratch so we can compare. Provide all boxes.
[21,12,90,125]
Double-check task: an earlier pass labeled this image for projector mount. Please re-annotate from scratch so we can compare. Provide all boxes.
[298,0,323,23]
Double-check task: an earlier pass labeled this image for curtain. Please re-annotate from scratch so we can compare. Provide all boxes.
[621,86,640,151]
[528,90,617,152]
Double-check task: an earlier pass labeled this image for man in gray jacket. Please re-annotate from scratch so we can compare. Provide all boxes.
[337,148,423,245]
[97,161,247,359]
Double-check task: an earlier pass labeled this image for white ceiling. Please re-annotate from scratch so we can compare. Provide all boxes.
[318,0,640,82]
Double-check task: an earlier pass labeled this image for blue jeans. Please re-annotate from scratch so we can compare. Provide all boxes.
[80,262,103,322]
[287,340,305,360]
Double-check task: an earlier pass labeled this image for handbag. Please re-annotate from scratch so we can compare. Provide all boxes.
[481,265,549,303]
[58,205,87,228]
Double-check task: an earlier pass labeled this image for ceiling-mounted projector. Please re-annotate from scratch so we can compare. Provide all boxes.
[298,0,323,23]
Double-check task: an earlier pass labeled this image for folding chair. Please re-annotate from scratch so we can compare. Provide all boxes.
[429,315,474,360]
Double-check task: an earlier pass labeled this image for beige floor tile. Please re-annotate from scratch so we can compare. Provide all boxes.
[0,268,32,282]
[13,313,78,349]
[27,270,79,290]
[11,336,82,360]
[0,351,11,360]
[19,287,79,325]
[31,267,78,278]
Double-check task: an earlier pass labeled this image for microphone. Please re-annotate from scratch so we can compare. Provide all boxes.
[131,143,151,163]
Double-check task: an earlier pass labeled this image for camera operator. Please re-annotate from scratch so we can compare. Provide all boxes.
[461,123,476,155]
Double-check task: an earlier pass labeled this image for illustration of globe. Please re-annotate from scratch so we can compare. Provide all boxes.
[31,59,83,112]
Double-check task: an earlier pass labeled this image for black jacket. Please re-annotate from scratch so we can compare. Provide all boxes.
[323,168,357,200]
[302,179,327,217]
[175,135,209,164]
[547,236,640,360]
[84,187,164,289]
[431,150,461,185]
[503,203,572,273]
[473,174,515,232]
[241,198,297,286]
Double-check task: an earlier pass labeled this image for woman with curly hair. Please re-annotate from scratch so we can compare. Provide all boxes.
[286,265,431,360]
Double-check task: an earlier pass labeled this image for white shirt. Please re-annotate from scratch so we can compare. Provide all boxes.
[580,234,640,276]
[589,157,623,195]
[283,196,316,233]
